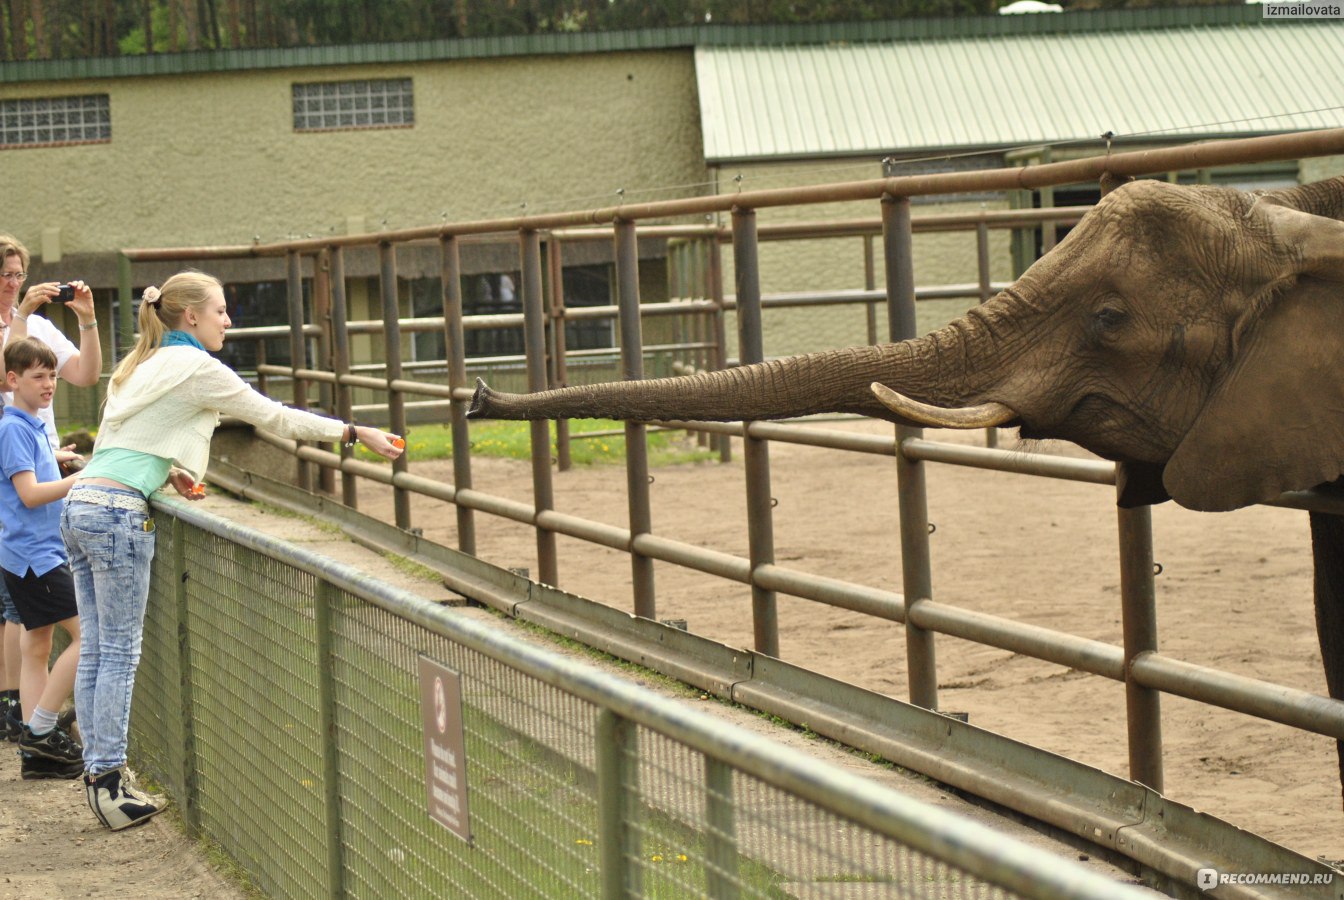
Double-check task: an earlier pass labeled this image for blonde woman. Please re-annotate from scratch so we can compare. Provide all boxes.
[63,271,402,831]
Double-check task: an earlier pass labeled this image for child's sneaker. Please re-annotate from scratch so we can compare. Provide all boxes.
[85,767,167,831]
[20,751,83,780]
[18,723,83,763]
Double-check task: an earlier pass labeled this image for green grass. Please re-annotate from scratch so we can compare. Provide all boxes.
[355,420,717,467]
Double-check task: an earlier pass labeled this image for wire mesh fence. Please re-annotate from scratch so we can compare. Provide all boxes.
[127,501,1145,900]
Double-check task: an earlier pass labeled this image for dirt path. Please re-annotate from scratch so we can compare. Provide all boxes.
[351,420,1340,859]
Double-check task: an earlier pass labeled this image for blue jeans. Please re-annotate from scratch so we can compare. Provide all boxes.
[61,495,156,774]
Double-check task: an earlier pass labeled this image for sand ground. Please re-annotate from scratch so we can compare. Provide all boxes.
[353,420,1340,859]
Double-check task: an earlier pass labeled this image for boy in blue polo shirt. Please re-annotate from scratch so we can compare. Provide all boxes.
[0,337,83,779]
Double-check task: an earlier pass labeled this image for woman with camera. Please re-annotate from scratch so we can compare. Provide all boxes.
[0,234,101,447]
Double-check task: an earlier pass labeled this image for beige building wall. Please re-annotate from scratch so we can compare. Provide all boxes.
[1301,154,1344,184]
[3,50,705,268]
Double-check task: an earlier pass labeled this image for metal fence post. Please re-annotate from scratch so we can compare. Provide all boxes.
[732,207,779,657]
[708,236,731,463]
[975,221,998,450]
[377,241,411,530]
[441,235,476,555]
[172,515,200,835]
[596,709,639,900]
[547,236,573,472]
[884,194,938,710]
[863,234,878,346]
[328,246,358,509]
[1039,147,1057,255]
[1093,165,1163,792]
[521,229,559,586]
[692,239,710,448]
[313,252,336,495]
[704,756,740,900]
[314,581,347,898]
[116,252,132,369]
[256,340,269,397]
[1116,474,1164,792]
[287,251,313,492]
[615,220,657,619]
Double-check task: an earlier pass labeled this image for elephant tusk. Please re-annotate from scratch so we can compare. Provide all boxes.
[870,383,1017,428]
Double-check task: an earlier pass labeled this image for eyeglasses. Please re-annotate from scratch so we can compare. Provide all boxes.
[0,272,25,283]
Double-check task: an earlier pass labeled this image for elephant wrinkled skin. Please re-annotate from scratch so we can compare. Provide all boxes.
[470,175,1344,804]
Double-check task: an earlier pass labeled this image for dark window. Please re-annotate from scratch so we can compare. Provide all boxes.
[410,277,450,361]
[218,280,301,372]
[465,272,522,358]
[409,264,614,362]
[560,264,614,351]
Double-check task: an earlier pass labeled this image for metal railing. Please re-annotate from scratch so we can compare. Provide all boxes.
[132,499,1145,900]
[118,127,1344,801]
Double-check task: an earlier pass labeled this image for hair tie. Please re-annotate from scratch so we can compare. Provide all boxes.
[143,286,162,309]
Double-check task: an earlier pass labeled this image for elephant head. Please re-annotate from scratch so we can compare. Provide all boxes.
[470,175,1344,514]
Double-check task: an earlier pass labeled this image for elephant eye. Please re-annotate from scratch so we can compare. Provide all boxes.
[1093,306,1129,331]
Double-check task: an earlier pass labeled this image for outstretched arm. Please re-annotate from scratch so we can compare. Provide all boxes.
[194,359,404,461]
[10,469,77,508]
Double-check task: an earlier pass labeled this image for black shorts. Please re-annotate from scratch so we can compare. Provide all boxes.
[2,565,78,630]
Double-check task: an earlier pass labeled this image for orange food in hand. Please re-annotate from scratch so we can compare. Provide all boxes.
[392,437,405,449]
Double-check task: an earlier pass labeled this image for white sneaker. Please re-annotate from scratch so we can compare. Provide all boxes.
[85,767,168,831]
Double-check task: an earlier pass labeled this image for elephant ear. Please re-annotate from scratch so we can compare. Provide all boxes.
[1164,277,1344,511]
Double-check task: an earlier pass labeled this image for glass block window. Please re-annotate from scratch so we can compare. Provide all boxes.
[0,95,111,148]
[292,79,414,131]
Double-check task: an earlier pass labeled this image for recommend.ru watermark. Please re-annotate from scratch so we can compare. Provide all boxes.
[1198,868,1335,891]
[1262,1,1343,16]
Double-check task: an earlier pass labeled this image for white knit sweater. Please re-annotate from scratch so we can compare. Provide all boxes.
[94,345,346,481]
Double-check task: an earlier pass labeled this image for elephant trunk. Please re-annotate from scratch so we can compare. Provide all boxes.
[470,304,1018,424]
[471,344,915,422]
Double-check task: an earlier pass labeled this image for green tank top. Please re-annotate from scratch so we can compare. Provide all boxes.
[78,447,173,499]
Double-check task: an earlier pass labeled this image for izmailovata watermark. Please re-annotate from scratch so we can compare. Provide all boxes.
[1197,867,1335,891]
[1262,1,1344,16]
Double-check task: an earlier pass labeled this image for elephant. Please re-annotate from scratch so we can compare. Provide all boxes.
[469,174,1344,800]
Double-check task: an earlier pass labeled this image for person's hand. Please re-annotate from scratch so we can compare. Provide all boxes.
[16,280,93,321]
[356,425,405,460]
[54,446,86,476]
[64,280,95,326]
[167,467,205,500]
[17,281,59,317]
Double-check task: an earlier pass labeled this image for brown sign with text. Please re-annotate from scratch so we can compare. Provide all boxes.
[418,655,472,844]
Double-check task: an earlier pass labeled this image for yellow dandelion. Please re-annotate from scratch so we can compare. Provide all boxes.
[575,839,593,846]
[676,854,688,862]
[651,855,663,862]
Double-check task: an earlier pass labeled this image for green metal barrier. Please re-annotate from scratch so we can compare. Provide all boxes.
[128,500,1145,900]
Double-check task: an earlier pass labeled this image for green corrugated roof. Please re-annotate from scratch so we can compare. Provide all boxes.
[695,19,1344,162]
[0,4,1269,84]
